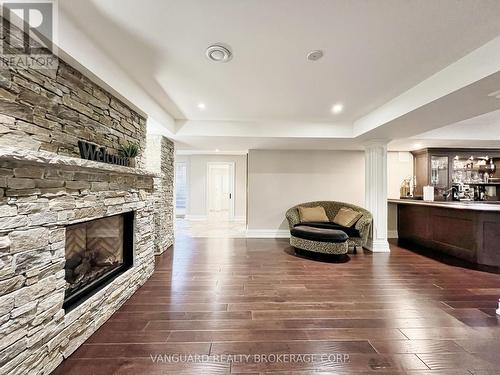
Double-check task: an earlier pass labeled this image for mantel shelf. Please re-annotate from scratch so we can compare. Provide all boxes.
[0,147,160,178]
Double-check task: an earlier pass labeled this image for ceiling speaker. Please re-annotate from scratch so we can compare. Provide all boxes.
[206,44,233,63]
[307,50,324,61]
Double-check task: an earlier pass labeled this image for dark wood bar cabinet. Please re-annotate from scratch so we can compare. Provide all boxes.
[391,199,500,268]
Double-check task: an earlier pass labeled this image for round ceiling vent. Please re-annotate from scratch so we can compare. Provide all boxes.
[206,44,233,63]
[307,50,324,61]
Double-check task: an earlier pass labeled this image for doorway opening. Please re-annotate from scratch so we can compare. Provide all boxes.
[175,161,188,217]
[207,162,235,220]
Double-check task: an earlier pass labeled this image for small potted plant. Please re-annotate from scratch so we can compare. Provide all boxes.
[119,142,139,167]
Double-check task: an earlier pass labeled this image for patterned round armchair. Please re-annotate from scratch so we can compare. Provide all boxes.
[285,201,372,249]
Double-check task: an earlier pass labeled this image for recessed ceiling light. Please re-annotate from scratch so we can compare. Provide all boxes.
[307,50,323,61]
[206,44,233,63]
[331,103,343,114]
[413,143,422,149]
[197,103,206,110]
[215,149,220,152]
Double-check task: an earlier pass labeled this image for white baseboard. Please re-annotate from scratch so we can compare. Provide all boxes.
[365,239,391,252]
[246,229,290,238]
[387,230,398,239]
[184,215,208,221]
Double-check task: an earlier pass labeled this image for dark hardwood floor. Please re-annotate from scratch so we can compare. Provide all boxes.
[54,236,500,374]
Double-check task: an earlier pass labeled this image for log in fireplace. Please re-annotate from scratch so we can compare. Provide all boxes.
[63,212,134,310]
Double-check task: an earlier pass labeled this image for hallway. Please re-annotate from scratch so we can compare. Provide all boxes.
[175,218,247,238]
[54,237,500,374]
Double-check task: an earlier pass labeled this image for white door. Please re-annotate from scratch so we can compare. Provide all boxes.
[207,163,234,220]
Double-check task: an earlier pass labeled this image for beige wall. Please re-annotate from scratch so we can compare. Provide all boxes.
[247,150,413,233]
[387,152,414,237]
[247,150,365,231]
[177,154,247,219]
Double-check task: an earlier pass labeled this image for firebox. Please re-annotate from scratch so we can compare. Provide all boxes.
[63,212,134,310]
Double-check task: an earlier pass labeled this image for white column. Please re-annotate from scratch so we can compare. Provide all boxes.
[364,141,390,252]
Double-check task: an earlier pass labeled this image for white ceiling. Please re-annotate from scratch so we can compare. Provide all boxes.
[60,0,500,152]
[414,109,500,141]
[388,109,500,151]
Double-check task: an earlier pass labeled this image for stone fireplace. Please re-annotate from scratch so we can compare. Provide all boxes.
[0,150,160,374]
[63,212,134,310]
[0,15,174,374]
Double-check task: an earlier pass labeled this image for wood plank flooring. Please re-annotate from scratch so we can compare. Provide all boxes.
[54,237,500,374]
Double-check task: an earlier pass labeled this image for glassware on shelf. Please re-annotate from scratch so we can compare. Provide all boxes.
[451,154,499,187]
[487,158,496,176]
[452,170,464,183]
[430,156,449,188]
[472,171,480,183]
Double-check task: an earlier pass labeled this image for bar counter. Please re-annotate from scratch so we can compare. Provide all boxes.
[388,198,500,211]
[389,199,500,268]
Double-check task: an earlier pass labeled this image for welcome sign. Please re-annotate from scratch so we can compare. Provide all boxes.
[78,141,130,167]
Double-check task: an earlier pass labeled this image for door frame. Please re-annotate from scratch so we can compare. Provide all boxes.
[206,162,235,219]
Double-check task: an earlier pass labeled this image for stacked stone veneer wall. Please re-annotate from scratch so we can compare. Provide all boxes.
[0,16,160,374]
[0,153,156,374]
[145,135,174,254]
[0,19,147,167]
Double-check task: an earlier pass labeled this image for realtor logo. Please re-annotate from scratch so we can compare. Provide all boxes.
[0,0,58,69]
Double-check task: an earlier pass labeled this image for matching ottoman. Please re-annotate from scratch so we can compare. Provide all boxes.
[290,225,349,255]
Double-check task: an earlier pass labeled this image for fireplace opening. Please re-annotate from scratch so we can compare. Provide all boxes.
[63,212,134,311]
